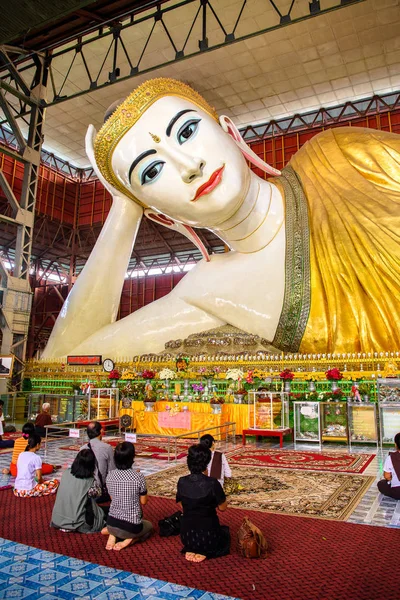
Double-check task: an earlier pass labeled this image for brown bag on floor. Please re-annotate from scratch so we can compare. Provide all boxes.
[237,517,268,559]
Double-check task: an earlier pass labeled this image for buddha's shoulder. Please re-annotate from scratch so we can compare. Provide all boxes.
[298,126,400,150]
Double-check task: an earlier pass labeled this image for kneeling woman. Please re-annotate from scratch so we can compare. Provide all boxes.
[51,449,106,532]
[103,442,153,551]
[14,434,59,497]
[177,444,230,563]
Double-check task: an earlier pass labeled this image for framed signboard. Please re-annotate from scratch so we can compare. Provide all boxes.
[67,355,102,366]
[0,355,14,378]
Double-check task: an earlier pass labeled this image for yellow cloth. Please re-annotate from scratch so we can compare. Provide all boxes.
[290,127,400,353]
[119,400,249,434]
[135,412,222,437]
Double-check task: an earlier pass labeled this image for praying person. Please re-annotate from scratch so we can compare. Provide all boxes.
[176,444,230,563]
[102,441,153,551]
[51,448,106,533]
[2,422,55,476]
[13,434,59,497]
[0,401,14,449]
[200,433,232,487]
[81,421,115,502]
[35,403,53,437]
[377,432,400,500]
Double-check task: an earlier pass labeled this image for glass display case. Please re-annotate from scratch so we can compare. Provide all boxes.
[347,402,378,448]
[377,378,400,445]
[293,401,321,443]
[320,401,348,443]
[28,394,80,423]
[88,388,119,420]
[248,391,289,430]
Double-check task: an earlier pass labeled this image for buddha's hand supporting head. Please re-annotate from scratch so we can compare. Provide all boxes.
[93,78,251,229]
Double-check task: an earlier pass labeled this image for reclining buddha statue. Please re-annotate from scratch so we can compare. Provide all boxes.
[43,78,400,359]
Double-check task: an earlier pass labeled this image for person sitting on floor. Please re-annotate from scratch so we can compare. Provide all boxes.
[0,401,14,449]
[176,443,230,563]
[2,422,56,476]
[377,432,400,500]
[81,421,115,503]
[102,441,153,551]
[35,403,53,438]
[51,448,107,533]
[13,433,59,497]
[200,433,232,487]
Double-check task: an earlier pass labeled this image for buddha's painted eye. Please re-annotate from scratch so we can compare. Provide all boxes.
[140,161,165,185]
[177,118,201,145]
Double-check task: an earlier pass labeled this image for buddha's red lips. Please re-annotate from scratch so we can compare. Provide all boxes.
[192,166,225,201]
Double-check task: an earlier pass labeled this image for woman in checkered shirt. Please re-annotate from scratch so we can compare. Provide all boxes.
[103,442,153,551]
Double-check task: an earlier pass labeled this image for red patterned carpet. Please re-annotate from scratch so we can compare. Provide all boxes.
[0,490,399,600]
[229,447,376,473]
[60,437,192,460]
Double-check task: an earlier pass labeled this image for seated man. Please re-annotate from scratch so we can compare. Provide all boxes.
[35,402,53,437]
[81,421,115,503]
[377,432,400,500]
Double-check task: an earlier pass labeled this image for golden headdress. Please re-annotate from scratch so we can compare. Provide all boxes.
[94,78,218,203]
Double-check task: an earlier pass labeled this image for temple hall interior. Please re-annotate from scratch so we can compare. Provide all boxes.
[0,1,400,599]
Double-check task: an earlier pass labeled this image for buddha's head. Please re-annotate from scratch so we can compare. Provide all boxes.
[94,78,249,227]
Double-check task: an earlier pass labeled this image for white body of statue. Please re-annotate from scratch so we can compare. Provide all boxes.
[43,93,286,359]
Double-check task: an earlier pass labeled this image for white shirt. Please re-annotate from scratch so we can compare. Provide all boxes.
[207,451,232,487]
[14,452,42,491]
[383,454,400,488]
[0,420,3,435]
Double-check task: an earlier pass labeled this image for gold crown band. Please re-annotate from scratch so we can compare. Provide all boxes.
[94,78,219,205]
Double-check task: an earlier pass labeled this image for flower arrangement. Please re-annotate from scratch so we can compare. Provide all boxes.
[108,369,121,381]
[192,383,204,393]
[210,396,224,405]
[279,369,294,380]
[225,368,244,381]
[325,368,343,381]
[121,369,136,380]
[176,356,190,371]
[141,369,156,380]
[159,368,176,380]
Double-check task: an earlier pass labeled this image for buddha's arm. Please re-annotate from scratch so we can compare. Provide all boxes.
[42,197,143,358]
[69,290,225,357]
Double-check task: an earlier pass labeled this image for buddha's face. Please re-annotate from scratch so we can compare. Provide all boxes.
[111,97,249,227]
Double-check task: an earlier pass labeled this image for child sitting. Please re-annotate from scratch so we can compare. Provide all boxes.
[14,433,59,497]
[200,434,232,487]
[2,422,55,476]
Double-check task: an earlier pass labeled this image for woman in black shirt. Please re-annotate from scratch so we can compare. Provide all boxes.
[176,444,230,563]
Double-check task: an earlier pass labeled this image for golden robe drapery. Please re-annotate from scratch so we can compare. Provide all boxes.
[287,127,400,354]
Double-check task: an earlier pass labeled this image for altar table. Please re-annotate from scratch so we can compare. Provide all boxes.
[242,427,293,448]
[119,400,249,435]
[135,411,223,437]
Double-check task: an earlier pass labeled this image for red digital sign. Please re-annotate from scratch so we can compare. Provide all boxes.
[67,355,102,366]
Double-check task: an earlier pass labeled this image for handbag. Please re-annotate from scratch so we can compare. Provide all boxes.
[237,517,268,559]
[158,511,182,537]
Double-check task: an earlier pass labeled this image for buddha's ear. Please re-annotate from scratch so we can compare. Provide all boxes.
[219,115,281,177]
[144,210,210,262]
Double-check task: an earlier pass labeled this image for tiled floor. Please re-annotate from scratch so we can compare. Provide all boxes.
[0,434,399,599]
[0,538,239,600]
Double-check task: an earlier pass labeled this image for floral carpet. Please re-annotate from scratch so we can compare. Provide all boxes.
[228,447,376,473]
[147,464,375,521]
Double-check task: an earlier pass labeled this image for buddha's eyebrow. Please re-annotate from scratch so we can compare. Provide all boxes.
[166,109,196,137]
[128,149,157,180]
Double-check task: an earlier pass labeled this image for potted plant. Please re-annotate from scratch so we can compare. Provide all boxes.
[210,395,224,414]
[325,368,343,391]
[279,368,294,392]
[108,369,121,388]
